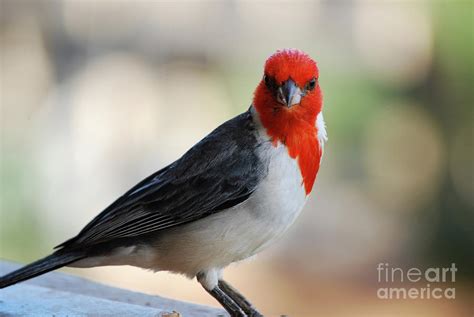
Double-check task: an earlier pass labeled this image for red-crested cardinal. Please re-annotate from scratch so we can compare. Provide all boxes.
[0,49,327,316]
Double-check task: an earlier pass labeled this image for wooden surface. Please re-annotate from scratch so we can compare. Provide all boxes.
[0,261,226,316]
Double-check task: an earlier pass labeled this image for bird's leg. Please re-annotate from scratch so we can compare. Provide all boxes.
[205,285,246,317]
[197,272,245,317]
[218,280,263,317]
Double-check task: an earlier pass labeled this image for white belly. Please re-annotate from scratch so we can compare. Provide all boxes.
[72,142,308,277]
[130,141,309,277]
[72,110,326,284]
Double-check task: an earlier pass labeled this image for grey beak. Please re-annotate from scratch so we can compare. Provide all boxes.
[277,79,301,107]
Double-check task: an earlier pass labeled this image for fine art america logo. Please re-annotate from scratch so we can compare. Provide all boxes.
[377,263,457,299]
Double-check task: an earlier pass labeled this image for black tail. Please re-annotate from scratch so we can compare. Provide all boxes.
[0,251,84,288]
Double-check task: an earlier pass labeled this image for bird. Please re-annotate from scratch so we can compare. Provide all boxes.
[0,49,327,316]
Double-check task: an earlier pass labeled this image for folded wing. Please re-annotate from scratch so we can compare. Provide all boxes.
[57,111,265,250]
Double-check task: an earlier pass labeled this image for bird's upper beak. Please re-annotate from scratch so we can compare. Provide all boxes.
[277,79,302,108]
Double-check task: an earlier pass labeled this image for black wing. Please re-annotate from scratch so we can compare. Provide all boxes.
[57,110,266,250]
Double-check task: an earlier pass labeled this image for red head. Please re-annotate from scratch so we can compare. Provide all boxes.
[253,49,322,127]
[253,49,324,194]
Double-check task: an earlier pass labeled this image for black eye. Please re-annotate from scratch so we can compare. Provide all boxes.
[306,78,317,91]
[263,74,277,90]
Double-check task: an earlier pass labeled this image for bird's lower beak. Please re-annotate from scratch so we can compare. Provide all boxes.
[277,79,302,108]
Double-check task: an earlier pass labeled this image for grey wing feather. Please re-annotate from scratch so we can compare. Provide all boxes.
[57,110,265,250]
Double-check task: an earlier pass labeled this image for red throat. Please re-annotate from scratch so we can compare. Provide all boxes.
[253,50,323,195]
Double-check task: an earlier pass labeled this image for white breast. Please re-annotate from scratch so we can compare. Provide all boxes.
[245,108,309,250]
[244,139,307,253]
[120,118,308,275]
[73,113,310,278]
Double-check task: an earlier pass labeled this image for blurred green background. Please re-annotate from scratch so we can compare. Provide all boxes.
[0,0,473,316]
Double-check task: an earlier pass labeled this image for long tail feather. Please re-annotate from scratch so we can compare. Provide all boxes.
[0,251,84,288]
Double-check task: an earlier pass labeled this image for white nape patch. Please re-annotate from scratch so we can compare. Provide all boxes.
[316,112,328,150]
